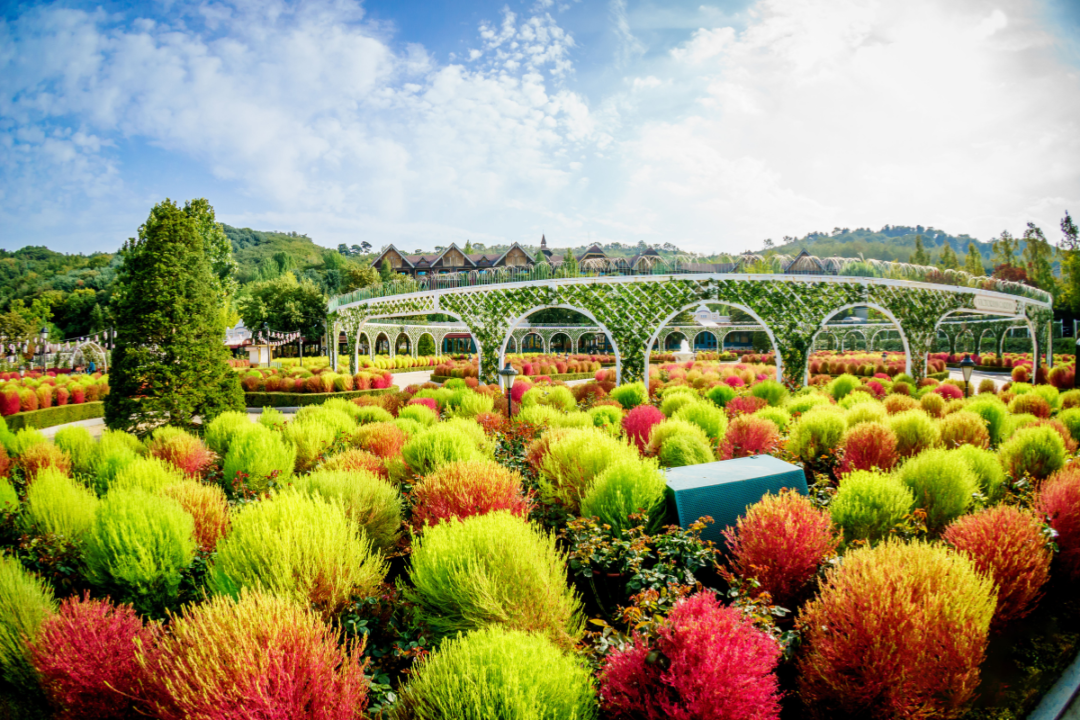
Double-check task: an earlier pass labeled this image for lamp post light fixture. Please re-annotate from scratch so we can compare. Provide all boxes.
[959,353,976,398]
[498,361,519,420]
[262,322,272,366]
[39,325,49,371]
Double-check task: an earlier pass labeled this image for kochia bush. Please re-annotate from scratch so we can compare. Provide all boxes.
[580,456,667,534]
[750,379,789,407]
[411,459,530,530]
[659,433,715,468]
[600,592,781,720]
[222,424,297,490]
[28,594,154,720]
[718,415,781,461]
[999,425,1066,481]
[888,409,940,458]
[943,506,1051,628]
[407,511,582,648]
[138,590,368,720]
[160,480,230,551]
[145,426,212,477]
[25,468,99,540]
[16,442,72,483]
[1035,468,1080,580]
[354,421,407,459]
[622,404,664,453]
[838,421,898,475]
[0,554,56,692]
[724,490,838,607]
[786,409,846,465]
[938,410,990,449]
[111,456,185,493]
[610,382,648,409]
[540,428,635,512]
[402,423,488,475]
[797,540,995,720]
[209,490,386,616]
[898,449,978,531]
[954,444,1005,502]
[830,470,914,543]
[397,626,595,720]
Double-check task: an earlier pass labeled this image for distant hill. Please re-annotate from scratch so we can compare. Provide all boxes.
[222,226,354,283]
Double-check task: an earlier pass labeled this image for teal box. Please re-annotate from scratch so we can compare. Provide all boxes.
[664,455,807,548]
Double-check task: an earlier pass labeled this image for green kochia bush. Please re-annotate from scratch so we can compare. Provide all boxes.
[24,468,99,540]
[787,409,846,465]
[111,456,185,493]
[785,393,834,416]
[588,405,624,435]
[539,429,634,512]
[706,384,737,408]
[300,469,403,552]
[53,426,95,475]
[827,374,862,401]
[84,488,196,615]
[1057,408,1080,443]
[658,434,714,468]
[204,411,252,456]
[610,382,647,410]
[282,417,340,473]
[407,511,583,648]
[954,445,1005,501]
[90,429,143,493]
[223,424,296,490]
[967,398,1008,446]
[355,406,395,424]
[674,402,728,443]
[522,386,577,413]
[830,470,915,543]
[659,392,698,418]
[580,456,667,534]
[888,409,940,458]
[898,449,978,531]
[0,555,56,693]
[999,425,1066,481]
[0,479,16,511]
[396,626,596,720]
[403,424,488,475]
[399,404,439,427]
[750,379,789,407]
[209,489,386,617]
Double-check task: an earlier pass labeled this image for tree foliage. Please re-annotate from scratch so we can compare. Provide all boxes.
[236,272,326,340]
[105,199,244,434]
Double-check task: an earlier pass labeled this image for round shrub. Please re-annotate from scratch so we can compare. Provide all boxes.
[660,392,698,418]
[1001,412,1039,441]
[355,405,394,424]
[724,490,838,607]
[786,408,846,465]
[160,480,230,551]
[399,403,438,427]
[750,379,789,407]
[706,383,737,408]
[412,459,530,530]
[838,421,898,476]
[580,456,667,534]
[301,470,402,552]
[1061,389,1080,409]
[844,401,887,429]
[1035,468,1080,580]
[622,404,664,453]
[24,468,98,540]
[89,430,141,493]
[0,554,56,692]
[588,404,624,434]
[406,511,582,648]
[209,490,386,616]
[283,417,343,473]
[610,382,647,409]
[830,470,914,543]
[541,429,637,511]
[403,423,488,476]
[883,394,918,415]
[52,426,95,475]
[718,415,781,461]
[450,392,495,419]
[659,433,714,468]
[17,442,72,483]
[522,386,577,413]
[785,393,834,416]
[898,449,978,531]
[145,426,212,477]
[0,478,16,512]
[938,410,990,449]
[888,409,940,458]
[674,401,728,443]
[204,411,252,456]
[138,590,368,720]
[223,424,296,490]
[967,398,1008,446]
[797,540,995,719]
[752,406,791,433]
[999,425,1066,481]
[827,374,861,400]
[28,594,153,720]
[319,448,388,479]
[398,626,595,720]
[726,395,768,417]
[8,427,46,456]
[84,488,196,614]
[934,383,964,400]
[953,444,1005,502]
[1056,407,1080,444]
[601,592,781,720]
[111,456,185,493]
[944,506,1051,628]
[354,421,407,458]
[1009,393,1051,419]
[919,392,945,418]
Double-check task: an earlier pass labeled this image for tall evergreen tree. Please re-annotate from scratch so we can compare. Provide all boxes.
[105,199,244,435]
[1022,222,1056,294]
[910,235,930,266]
[379,258,394,283]
[938,243,959,270]
[1060,211,1080,313]
[964,243,984,277]
[991,230,1018,268]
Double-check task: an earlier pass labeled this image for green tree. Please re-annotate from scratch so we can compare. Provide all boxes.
[185,198,237,301]
[561,248,579,277]
[343,264,380,293]
[937,243,959,270]
[1022,222,1056,295]
[964,243,984,277]
[235,272,327,341]
[105,199,243,435]
[910,235,930,266]
[89,303,108,333]
[1059,211,1080,313]
[991,230,1018,268]
[463,239,474,255]
[379,258,394,283]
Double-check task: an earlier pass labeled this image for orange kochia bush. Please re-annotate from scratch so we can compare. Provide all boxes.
[717,415,781,461]
[410,459,531,530]
[838,422,898,476]
[1036,467,1080,581]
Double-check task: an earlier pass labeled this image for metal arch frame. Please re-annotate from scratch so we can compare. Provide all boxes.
[809,302,912,381]
[67,341,109,372]
[499,304,624,384]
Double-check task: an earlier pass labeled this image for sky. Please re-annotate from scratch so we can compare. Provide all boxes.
[1,0,1079,256]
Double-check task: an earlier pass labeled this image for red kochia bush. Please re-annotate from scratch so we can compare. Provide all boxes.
[408,397,439,413]
[718,415,781,460]
[934,383,964,400]
[410,459,531,530]
[474,411,508,435]
[321,448,389,479]
[146,430,213,477]
[622,404,664,453]
[70,385,85,404]
[17,443,72,482]
[723,490,839,608]
[725,395,768,418]
[1010,393,1051,419]
[1036,468,1080,581]
[138,591,367,720]
[354,422,406,459]
[54,386,69,406]
[510,378,533,404]
[600,592,781,720]
[944,506,1051,628]
[1,390,20,416]
[838,422,899,475]
[27,594,155,720]
[0,446,9,480]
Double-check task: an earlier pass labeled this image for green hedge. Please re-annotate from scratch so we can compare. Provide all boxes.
[243,388,394,408]
[4,402,105,431]
[430,371,597,384]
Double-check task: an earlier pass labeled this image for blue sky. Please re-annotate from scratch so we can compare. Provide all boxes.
[2,0,1079,256]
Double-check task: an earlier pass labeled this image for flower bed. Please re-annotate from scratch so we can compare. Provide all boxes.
[237,367,395,393]
[435,354,615,380]
[242,388,395,408]
[0,372,110,416]
[1,367,1078,719]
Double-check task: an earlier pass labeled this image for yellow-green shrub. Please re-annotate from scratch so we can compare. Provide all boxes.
[53,426,95,475]
[399,404,439,427]
[999,425,1066,481]
[658,433,714,468]
[539,428,636,512]
[0,478,16,512]
[301,469,403,552]
[24,468,98,540]
[450,392,495,418]
[580,456,667,533]
[204,411,252,456]
[787,408,847,464]
[845,402,887,429]
[403,424,488,475]
[406,511,582,648]
[898,449,978,531]
[953,445,1005,502]
[111,456,185,493]
[888,409,940,458]
[830,470,914,543]
[209,489,386,616]
[222,425,296,491]
[282,418,340,473]
[0,555,55,691]
[660,392,698,418]
[674,402,728,443]
[522,386,577,413]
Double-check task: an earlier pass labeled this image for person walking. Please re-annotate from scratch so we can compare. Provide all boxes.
[88,360,96,374]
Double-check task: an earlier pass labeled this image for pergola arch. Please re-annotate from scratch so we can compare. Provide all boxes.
[810,303,912,382]
[840,328,867,352]
[691,329,719,351]
[550,332,573,354]
[500,304,623,384]
[69,341,109,372]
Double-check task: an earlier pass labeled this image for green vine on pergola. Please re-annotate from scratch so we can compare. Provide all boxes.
[328,275,1051,386]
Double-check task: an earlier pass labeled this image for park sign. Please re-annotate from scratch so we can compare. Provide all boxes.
[973,295,1018,315]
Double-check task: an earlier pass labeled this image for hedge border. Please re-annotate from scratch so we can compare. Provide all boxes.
[243,388,395,408]
[429,371,597,384]
[3,402,105,431]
